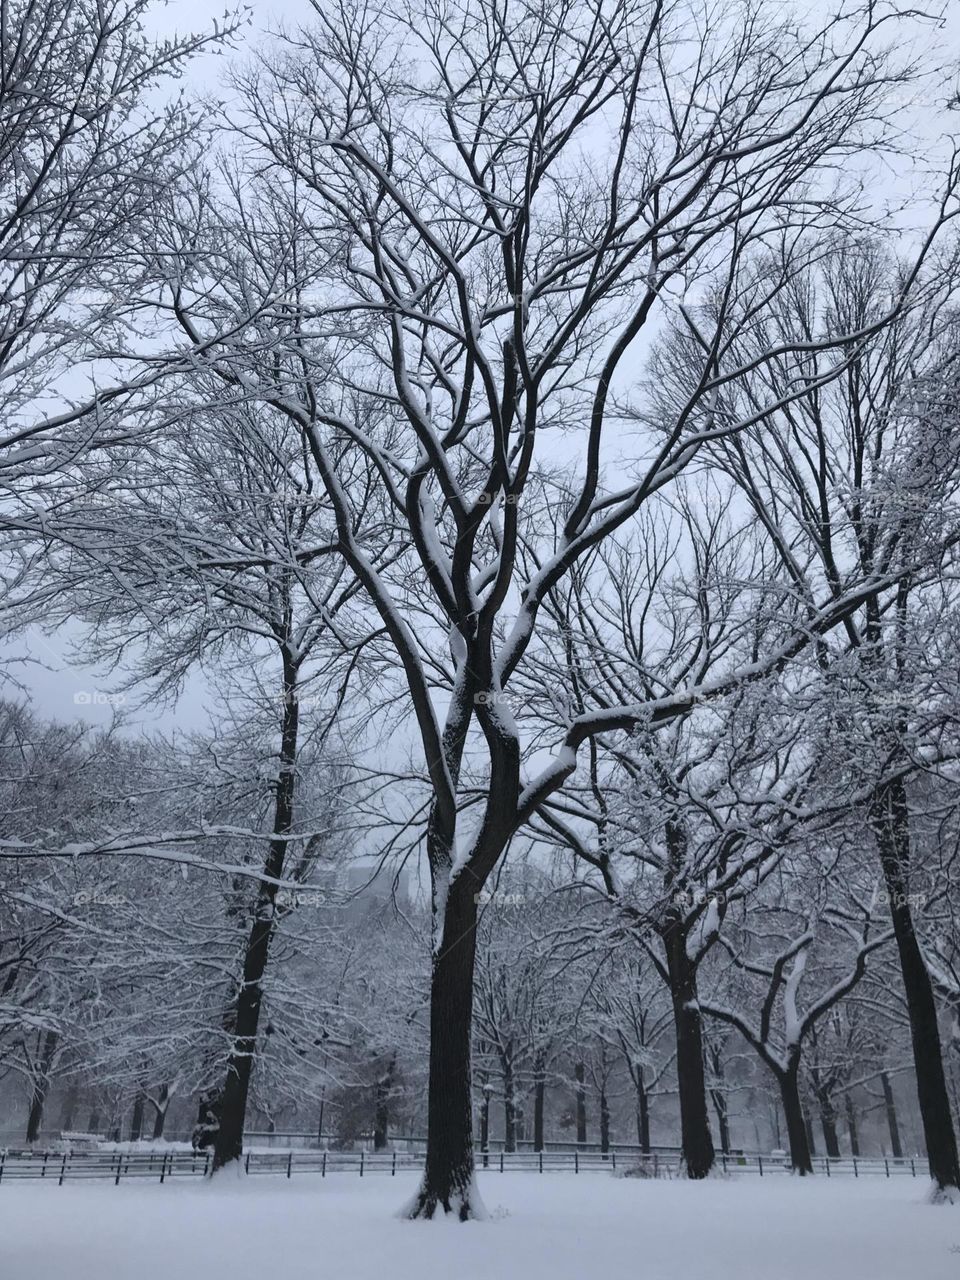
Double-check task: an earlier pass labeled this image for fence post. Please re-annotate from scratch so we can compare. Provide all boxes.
[722,1154,727,1174]
[825,1158,830,1177]
[853,1159,858,1178]
[539,1152,543,1174]
[653,1153,658,1178]
[392,1151,396,1177]
[287,1151,293,1180]
[758,1156,763,1177]
[360,1151,364,1177]
[910,1159,915,1177]
[574,1151,579,1175]
[244,1152,251,1174]
[500,1151,504,1173]
[115,1154,122,1186]
[41,1152,49,1179]
[0,1151,5,1184]
[884,1158,889,1178]
[59,1153,68,1186]
[322,1152,327,1178]
[160,1152,167,1184]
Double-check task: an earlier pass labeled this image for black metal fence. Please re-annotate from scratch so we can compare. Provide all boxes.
[0,1147,931,1186]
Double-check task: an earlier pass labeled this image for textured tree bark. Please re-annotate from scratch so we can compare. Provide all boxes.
[664,926,715,1178]
[151,1085,169,1140]
[779,1065,813,1175]
[805,1110,818,1159]
[881,1071,903,1158]
[405,878,480,1219]
[503,1054,517,1153]
[845,1093,860,1157]
[25,1029,58,1143]
[599,1087,611,1154]
[212,656,299,1172]
[708,1043,731,1154]
[373,1055,395,1151]
[817,1089,841,1158]
[574,1061,587,1145]
[59,1083,79,1133]
[637,1081,651,1153]
[533,1055,546,1152]
[129,1093,145,1143]
[872,779,960,1193]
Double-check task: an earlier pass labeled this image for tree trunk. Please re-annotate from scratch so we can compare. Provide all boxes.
[845,1093,860,1157]
[574,1061,587,1145]
[817,1089,840,1158]
[663,927,715,1178]
[374,1056,395,1151]
[599,1087,611,1154]
[479,1085,490,1158]
[637,1079,651,1153]
[707,1040,731,1154]
[87,1107,100,1134]
[211,657,299,1173]
[881,1071,904,1158]
[129,1093,145,1143]
[59,1083,79,1133]
[805,1110,817,1159]
[25,1029,58,1144]
[503,1054,517,1153]
[405,878,480,1218]
[872,778,960,1192]
[779,1065,813,1175]
[533,1054,546,1152]
[151,1085,169,1140]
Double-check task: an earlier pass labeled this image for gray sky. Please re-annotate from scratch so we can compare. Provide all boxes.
[11,0,960,734]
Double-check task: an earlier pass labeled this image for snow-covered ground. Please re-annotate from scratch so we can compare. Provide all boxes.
[5,1172,959,1280]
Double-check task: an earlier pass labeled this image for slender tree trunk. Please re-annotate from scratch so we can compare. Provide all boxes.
[881,1071,904,1158]
[637,1079,651,1153]
[599,1087,611,1154]
[151,1085,169,1140]
[129,1093,145,1143]
[212,655,299,1173]
[406,877,480,1218]
[817,1089,840,1158]
[25,1029,58,1144]
[59,1083,78,1133]
[87,1107,100,1134]
[574,1061,587,1145]
[374,1055,395,1151]
[480,1088,490,1158]
[533,1054,546,1152]
[503,1055,517,1153]
[663,927,715,1178]
[779,1065,813,1175]
[872,778,960,1193]
[845,1094,860,1157]
[805,1110,817,1159]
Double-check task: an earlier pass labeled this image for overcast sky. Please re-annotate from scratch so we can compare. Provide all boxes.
[11,0,960,735]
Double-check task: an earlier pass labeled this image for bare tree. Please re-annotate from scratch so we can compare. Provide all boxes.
[143,0,958,1214]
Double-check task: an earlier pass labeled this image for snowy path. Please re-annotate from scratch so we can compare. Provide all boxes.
[4,1171,958,1280]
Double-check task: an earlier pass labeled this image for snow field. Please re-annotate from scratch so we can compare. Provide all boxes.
[3,1171,959,1280]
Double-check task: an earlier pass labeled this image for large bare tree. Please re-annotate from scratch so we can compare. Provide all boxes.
[152,0,959,1215]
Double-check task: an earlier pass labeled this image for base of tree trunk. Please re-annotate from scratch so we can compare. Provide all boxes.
[401,1173,487,1221]
[927,1181,960,1206]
